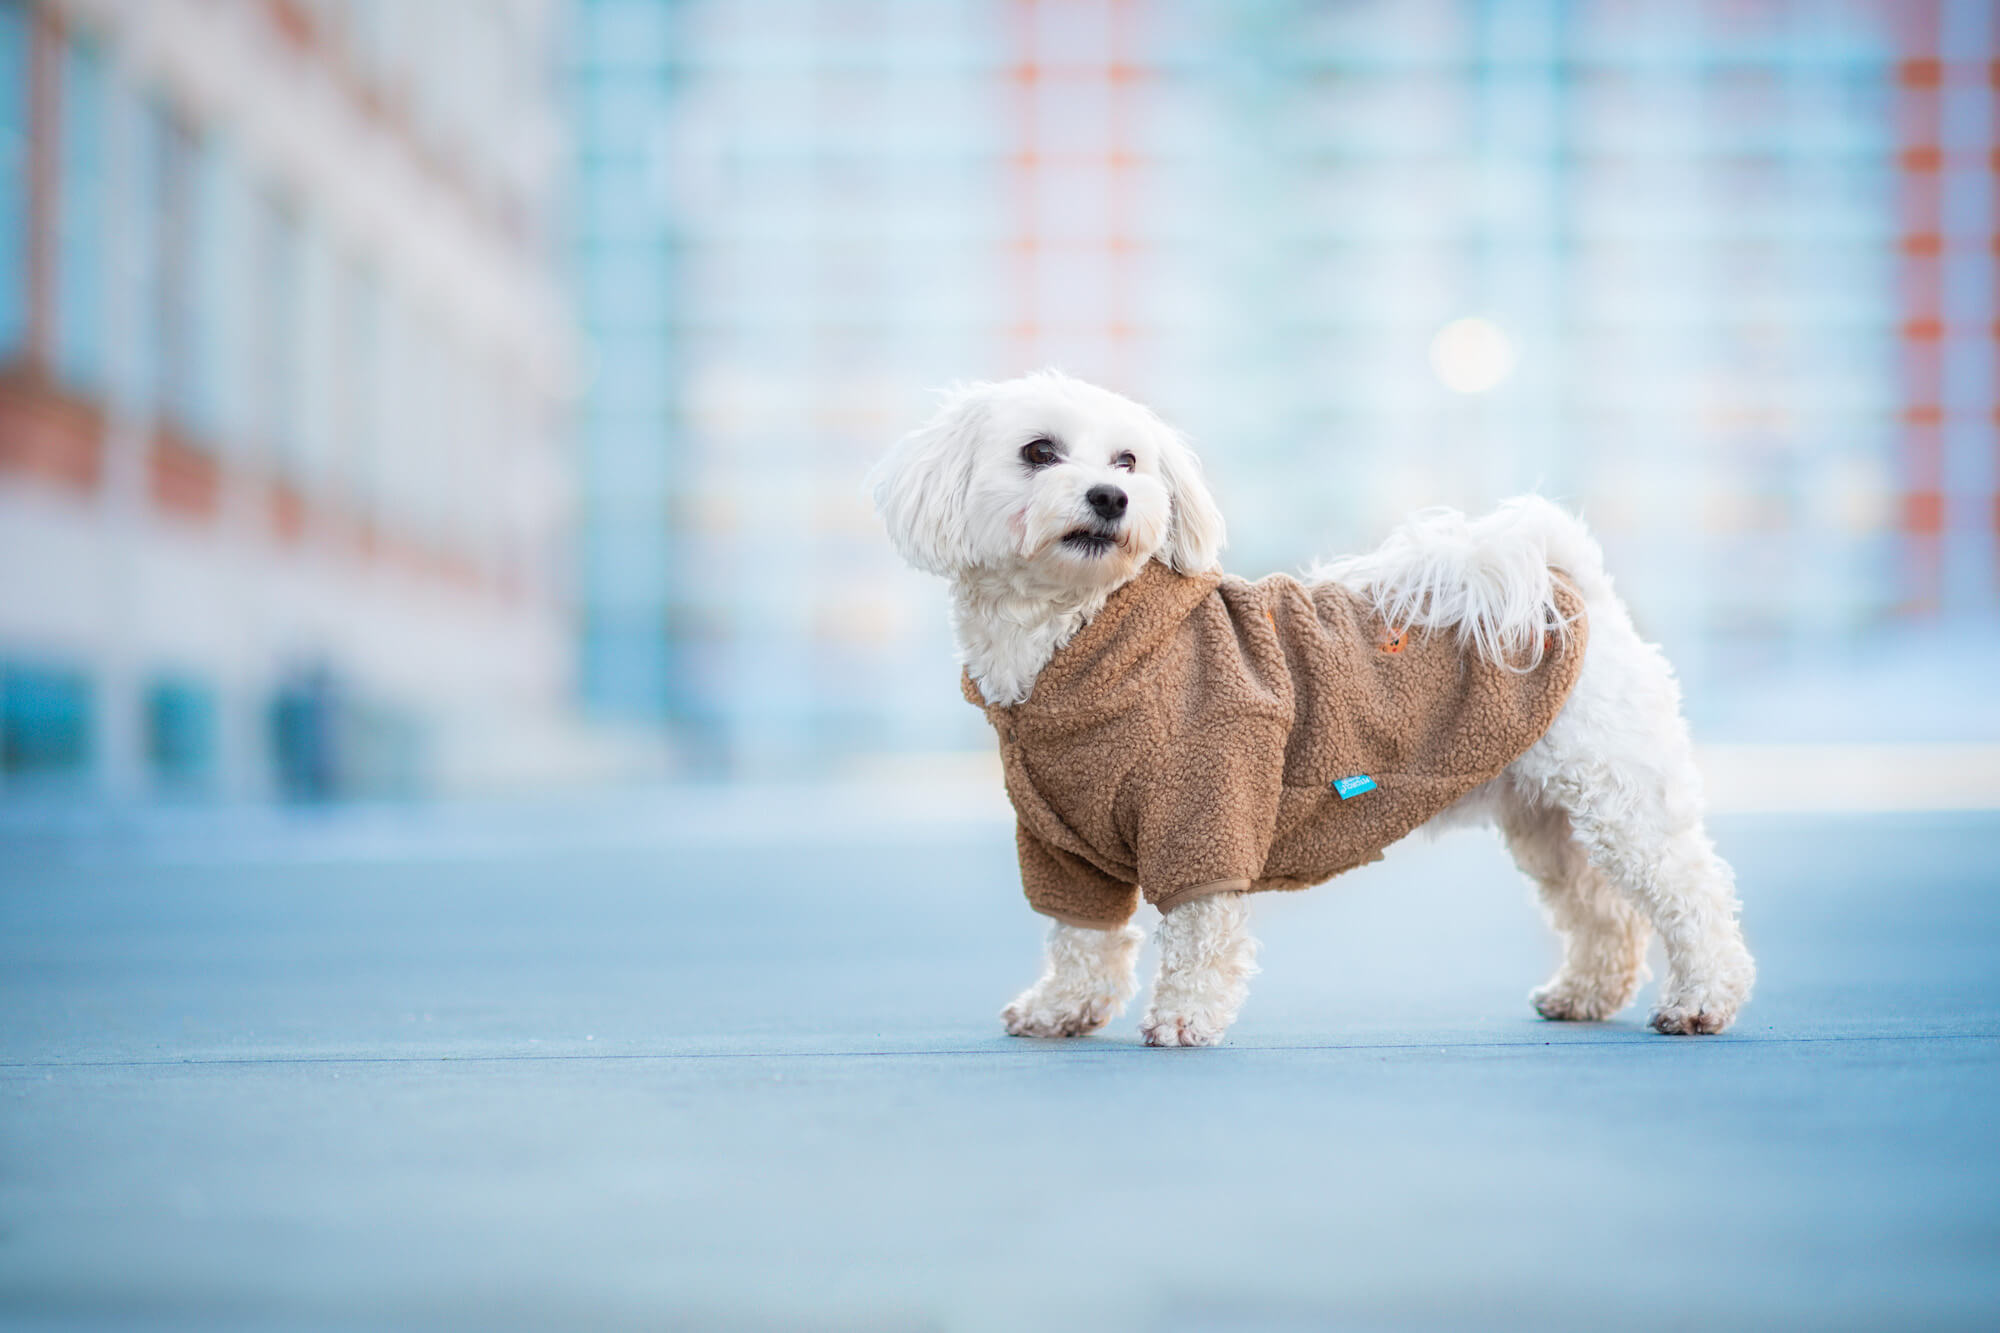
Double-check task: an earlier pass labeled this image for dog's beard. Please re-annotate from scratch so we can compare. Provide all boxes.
[1058,528,1119,557]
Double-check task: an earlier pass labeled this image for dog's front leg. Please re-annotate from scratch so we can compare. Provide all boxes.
[1141,892,1259,1047]
[1002,921,1144,1038]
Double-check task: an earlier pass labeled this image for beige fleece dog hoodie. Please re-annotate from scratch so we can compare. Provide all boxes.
[965,558,1588,928]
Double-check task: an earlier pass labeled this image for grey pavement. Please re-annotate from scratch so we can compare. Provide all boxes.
[2,797,1997,1331]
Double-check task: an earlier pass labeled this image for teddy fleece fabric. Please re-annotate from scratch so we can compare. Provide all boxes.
[965,558,1588,928]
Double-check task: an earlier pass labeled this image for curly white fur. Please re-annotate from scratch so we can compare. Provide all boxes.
[873,371,1755,1045]
[1141,893,1259,1047]
[1313,496,1606,671]
[1002,921,1144,1038]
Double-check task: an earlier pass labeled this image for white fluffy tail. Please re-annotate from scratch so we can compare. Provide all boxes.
[1313,496,1607,671]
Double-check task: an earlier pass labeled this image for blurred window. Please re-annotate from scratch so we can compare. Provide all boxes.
[256,192,303,469]
[153,102,207,439]
[378,289,409,524]
[54,30,106,394]
[430,327,464,547]
[0,661,92,781]
[408,309,450,534]
[297,220,335,484]
[0,0,26,360]
[200,141,252,452]
[346,0,387,86]
[268,668,339,802]
[145,676,217,789]
[340,258,384,520]
[131,96,163,412]
[190,135,229,442]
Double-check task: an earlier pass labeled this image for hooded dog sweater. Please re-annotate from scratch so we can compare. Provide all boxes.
[965,558,1588,928]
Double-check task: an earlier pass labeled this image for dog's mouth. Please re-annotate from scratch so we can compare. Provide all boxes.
[1060,528,1121,557]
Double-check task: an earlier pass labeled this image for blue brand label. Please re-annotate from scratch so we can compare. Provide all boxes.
[1332,774,1377,800]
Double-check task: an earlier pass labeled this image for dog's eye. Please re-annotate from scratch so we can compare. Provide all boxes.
[1112,452,1136,471]
[1021,439,1060,468]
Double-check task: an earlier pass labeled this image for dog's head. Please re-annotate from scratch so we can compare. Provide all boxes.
[869,371,1225,592]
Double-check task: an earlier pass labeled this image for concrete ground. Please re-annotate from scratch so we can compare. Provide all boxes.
[1,795,1996,1331]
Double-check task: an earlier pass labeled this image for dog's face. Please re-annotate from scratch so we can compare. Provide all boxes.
[870,372,1226,593]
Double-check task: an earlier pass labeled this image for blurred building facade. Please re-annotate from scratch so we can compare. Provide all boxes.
[0,0,586,800]
[573,0,1002,769]
[1190,0,1996,727]
[572,0,1998,771]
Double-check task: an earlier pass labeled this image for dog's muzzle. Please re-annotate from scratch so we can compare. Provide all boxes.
[1060,486,1129,556]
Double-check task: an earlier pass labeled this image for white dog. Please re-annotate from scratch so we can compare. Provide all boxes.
[870,371,1755,1046]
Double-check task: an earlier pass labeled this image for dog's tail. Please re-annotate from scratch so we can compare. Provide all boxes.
[1312,496,1608,671]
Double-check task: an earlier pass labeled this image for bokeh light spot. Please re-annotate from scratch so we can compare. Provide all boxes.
[1429,317,1515,394]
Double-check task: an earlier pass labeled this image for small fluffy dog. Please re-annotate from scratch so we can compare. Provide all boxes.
[871,371,1755,1046]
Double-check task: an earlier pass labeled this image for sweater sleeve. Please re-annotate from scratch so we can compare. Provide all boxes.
[1016,822,1141,929]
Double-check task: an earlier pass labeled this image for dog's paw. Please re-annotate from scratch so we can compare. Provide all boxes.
[1139,1011,1227,1047]
[1002,990,1116,1038]
[1649,950,1753,1035]
[1648,1003,1735,1035]
[1531,979,1628,1023]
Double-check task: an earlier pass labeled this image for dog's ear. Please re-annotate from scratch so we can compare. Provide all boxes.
[1155,426,1227,574]
[869,383,990,576]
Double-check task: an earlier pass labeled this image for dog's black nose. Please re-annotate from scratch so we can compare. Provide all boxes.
[1086,485,1128,520]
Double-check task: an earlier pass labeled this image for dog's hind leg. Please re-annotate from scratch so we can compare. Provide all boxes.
[1501,792,1652,1022]
[1515,716,1755,1033]
[1140,892,1259,1047]
[1562,789,1755,1035]
[1506,600,1754,1033]
[1002,921,1145,1038]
